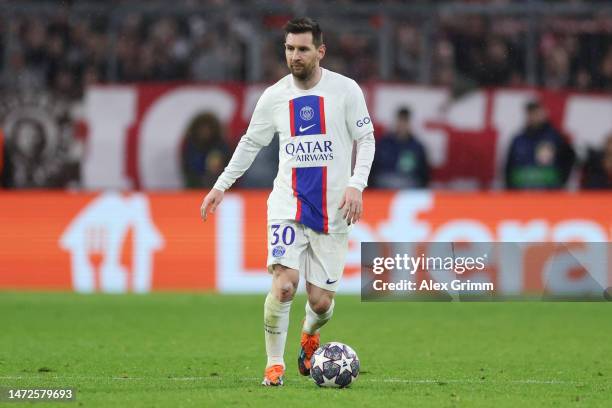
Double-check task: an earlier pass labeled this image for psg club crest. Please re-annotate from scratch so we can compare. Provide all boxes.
[299,106,314,121]
[272,245,286,258]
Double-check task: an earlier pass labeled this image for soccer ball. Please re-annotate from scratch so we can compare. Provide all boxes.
[310,342,360,388]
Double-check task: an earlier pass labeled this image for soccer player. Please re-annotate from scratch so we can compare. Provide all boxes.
[200,17,375,386]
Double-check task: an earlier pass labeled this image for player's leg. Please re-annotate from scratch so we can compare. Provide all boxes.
[262,264,299,386]
[297,281,336,376]
[304,281,335,333]
[262,221,306,386]
[297,231,348,376]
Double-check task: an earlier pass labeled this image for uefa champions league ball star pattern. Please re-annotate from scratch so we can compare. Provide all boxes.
[310,342,360,388]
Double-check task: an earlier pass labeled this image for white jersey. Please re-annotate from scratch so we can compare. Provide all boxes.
[214,68,375,234]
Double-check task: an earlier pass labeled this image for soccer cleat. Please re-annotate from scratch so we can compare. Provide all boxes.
[298,331,320,376]
[261,364,284,386]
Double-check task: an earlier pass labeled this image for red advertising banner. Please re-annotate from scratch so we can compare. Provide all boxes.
[0,191,610,294]
[0,192,215,291]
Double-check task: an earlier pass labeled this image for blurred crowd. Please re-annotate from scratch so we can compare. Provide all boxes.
[372,102,612,191]
[1,1,611,96]
[0,0,611,190]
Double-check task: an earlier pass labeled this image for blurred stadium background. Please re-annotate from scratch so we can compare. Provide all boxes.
[1,1,611,406]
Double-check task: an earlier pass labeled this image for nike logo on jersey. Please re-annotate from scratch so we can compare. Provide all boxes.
[299,124,316,132]
[326,279,338,284]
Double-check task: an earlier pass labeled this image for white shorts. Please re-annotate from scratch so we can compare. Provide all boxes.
[266,219,349,292]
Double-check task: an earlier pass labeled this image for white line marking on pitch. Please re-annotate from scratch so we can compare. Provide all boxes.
[0,376,588,385]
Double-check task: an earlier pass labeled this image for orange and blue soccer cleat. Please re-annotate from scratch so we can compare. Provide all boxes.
[261,364,284,386]
[297,331,320,376]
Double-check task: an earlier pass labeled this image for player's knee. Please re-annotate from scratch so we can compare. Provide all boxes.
[310,297,332,314]
[278,282,296,302]
[272,265,298,302]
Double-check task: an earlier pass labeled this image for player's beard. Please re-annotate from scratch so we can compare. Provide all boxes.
[289,60,316,81]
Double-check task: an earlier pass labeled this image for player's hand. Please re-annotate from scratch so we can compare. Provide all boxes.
[338,187,362,225]
[200,188,224,221]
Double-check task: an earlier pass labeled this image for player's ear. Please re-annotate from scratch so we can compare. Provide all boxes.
[318,43,326,60]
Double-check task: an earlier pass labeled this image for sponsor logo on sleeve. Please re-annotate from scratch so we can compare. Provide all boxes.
[356,117,371,128]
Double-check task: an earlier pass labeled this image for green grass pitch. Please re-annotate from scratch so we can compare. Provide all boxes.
[0,293,610,407]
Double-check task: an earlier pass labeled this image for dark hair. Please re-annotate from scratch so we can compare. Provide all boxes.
[185,112,222,148]
[525,100,541,112]
[397,107,412,120]
[284,17,323,47]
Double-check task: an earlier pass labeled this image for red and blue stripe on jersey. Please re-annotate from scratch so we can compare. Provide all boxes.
[289,95,329,233]
[289,95,326,136]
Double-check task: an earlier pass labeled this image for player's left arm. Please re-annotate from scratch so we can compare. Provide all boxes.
[340,132,375,224]
[340,80,376,225]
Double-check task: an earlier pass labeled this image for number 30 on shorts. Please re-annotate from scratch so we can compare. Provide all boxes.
[270,225,295,246]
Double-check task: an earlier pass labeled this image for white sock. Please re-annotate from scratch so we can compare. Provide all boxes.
[264,292,292,368]
[302,299,334,335]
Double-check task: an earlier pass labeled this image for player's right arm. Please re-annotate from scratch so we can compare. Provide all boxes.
[200,188,224,221]
[200,89,276,221]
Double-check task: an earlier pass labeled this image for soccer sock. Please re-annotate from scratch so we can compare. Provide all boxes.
[264,292,292,368]
[302,299,335,335]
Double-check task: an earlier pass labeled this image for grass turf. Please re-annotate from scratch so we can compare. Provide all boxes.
[0,293,610,407]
